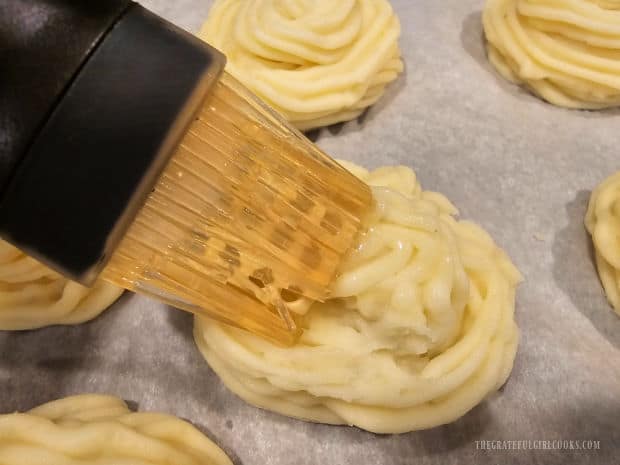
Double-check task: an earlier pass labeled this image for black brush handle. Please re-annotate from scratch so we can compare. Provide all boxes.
[0,0,132,191]
[0,0,225,284]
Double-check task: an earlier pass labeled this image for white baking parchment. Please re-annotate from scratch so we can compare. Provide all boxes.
[1,1,619,464]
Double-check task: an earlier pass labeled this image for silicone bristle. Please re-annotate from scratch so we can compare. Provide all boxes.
[102,72,372,344]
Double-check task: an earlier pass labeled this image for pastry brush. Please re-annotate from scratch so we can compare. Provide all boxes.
[0,0,372,344]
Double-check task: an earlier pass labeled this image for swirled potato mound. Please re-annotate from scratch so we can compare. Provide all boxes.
[484,0,620,109]
[200,0,403,130]
[0,394,232,465]
[0,241,122,330]
[585,171,620,315]
[194,163,522,434]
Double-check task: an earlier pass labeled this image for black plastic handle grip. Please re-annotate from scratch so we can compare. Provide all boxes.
[0,0,225,284]
[0,0,132,191]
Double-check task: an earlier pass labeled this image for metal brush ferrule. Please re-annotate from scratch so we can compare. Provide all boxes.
[0,1,225,284]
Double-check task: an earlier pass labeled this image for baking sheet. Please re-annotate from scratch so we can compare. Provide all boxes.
[2,1,619,463]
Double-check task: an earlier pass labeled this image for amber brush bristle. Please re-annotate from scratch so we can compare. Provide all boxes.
[101,72,372,345]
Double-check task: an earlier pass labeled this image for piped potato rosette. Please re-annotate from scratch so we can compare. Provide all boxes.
[200,0,403,130]
[194,163,522,434]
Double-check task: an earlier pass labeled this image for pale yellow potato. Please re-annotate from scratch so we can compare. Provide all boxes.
[200,0,403,130]
[194,163,522,434]
[0,394,232,465]
[0,240,123,330]
[483,0,620,109]
[585,171,620,315]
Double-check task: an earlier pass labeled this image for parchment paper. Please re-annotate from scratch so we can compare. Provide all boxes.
[1,1,619,464]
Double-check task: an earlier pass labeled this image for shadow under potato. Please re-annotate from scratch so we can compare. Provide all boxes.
[0,296,129,412]
[552,190,620,350]
[166,304,195,341]
[185,417,245,465]
[413,401,493,455]
[459,10,542,106]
